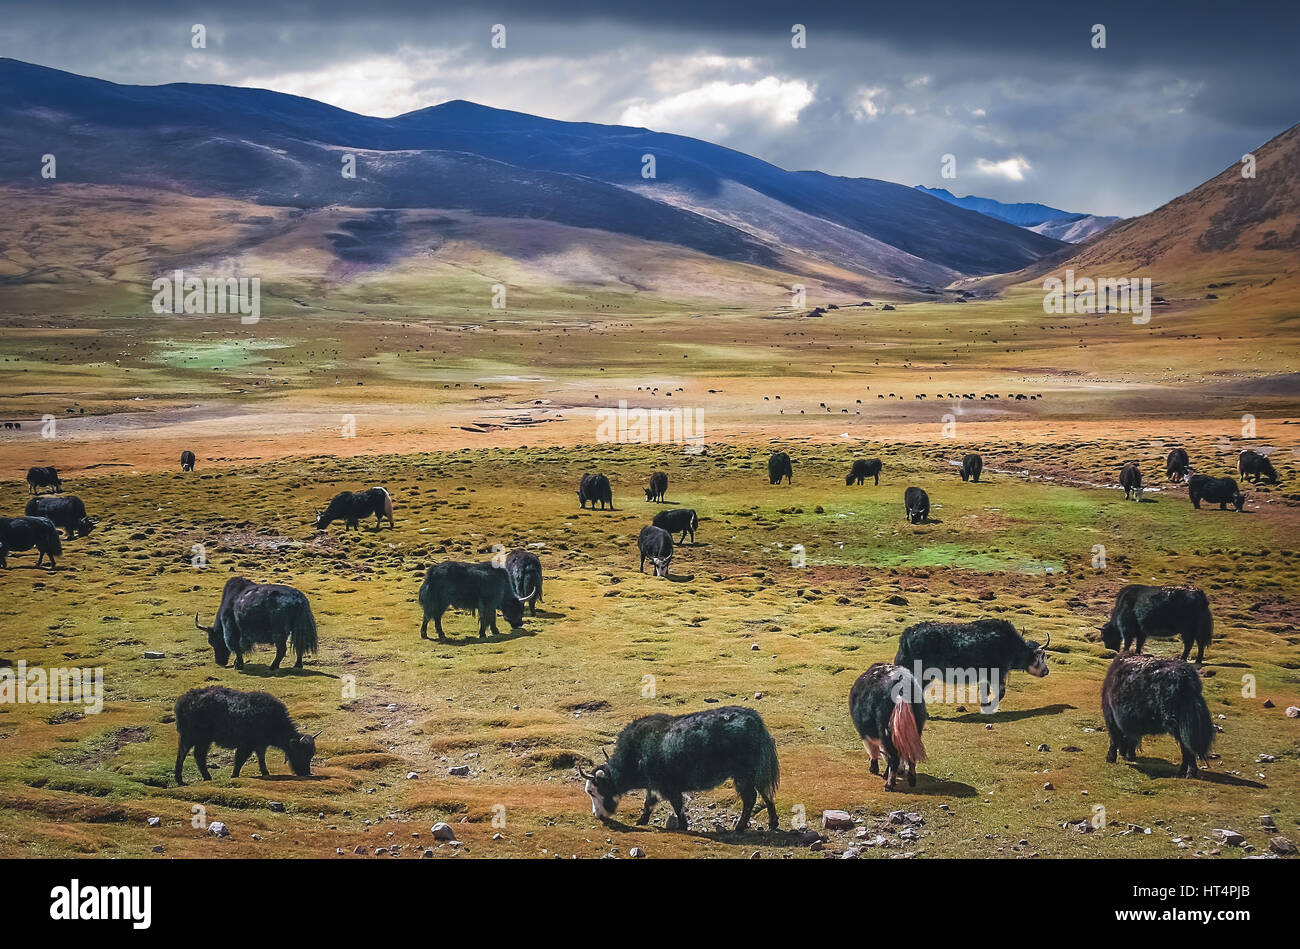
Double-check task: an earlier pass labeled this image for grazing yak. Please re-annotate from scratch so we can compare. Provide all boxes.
[767,451,793,485]
[653,508,698,544]
[1099,584,1213,664]
[577,473,613,510]
[904,486,930,524]
[1238,449,1278,484]
[315,486,393,530]
[25,466,62,495]
[960,453,983,482]
[419,561,526,641]
[638,525,673,578]
[1165,447,1190,482]
[180,450,196,471]
[1101,655,1213,778]
[846,458,882,486]
[578,706,779,832]
[1119,462,1143,501]
[849,663,927,790]
[503,549,543,615]
[895,619,1050,714]
[173,685,318,785]
[1188,474,1245,512]
[644,471,668,503]
[195,577,319,670]
[24,495,95,539]
[0,516,63,569]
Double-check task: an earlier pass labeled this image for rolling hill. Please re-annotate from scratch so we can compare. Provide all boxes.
[914,185,1121,242]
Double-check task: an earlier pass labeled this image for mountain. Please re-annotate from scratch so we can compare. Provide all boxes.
[0,58,1066,297]
[915,185,1121,242]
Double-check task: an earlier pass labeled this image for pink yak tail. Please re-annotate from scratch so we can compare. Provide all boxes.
[889,699,927,765]
[375,486,394,524]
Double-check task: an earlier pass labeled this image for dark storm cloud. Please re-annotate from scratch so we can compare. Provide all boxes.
[2,0,1296,215]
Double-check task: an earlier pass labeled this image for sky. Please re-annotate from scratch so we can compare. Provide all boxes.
[2,0,1297,217]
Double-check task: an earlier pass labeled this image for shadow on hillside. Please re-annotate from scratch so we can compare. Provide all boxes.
[237,665,337,680]
[945,703,1076,723]
[424,626,537,646]
[1130,759,1266,788]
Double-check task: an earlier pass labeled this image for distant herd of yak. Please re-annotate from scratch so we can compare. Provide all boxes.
[0,442,1283,832]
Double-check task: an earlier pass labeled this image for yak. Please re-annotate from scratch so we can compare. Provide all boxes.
[503,549,543,615]
[1188,474,1245,512]
[195,577,319,670]
[419,561,527,641]
[26,466,62,495]
[24,495,95,540]
[895,618,1049,714]
[1165,447,1190,482]
[846,458,882,486]
[180,450,196,471]
[849,663,927,791]
[652,508,698,544]
[173,685,318,785]
[960,453,983,483]
[1101,655,1213,778]
[1119,462,1143,501]
[767,451,793,485]
[1099,584,1213,664]
[578,706,779,832]
[638,525,673,578]
[904,486,930,524]
[315,486,393,530]
[577,473,613,510]
[644,471,668,503]
[0,516,63,569]
[1238,449,1278,484]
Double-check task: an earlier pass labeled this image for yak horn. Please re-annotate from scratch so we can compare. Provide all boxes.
[576,763,593,780]
[194,613,215,633]
[1043,631,1051,649]
[601,747,610,763]
[310,730,323,739]
[517,587,535,602]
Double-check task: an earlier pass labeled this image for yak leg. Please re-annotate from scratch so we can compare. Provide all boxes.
[637,792,658,825]
[639,552,646,573]
[881,734,901,791]
[1194,640,1206,665]
[420,614,430,639]
[907,759,917,787]
[759,787,779,830]
[233,650,245,670]
[734,782,756,832]
[293,645,304,670]
[1180,638,1192,662]
[193,742,213,781]
[270,641,286,670]
[433,610,447,641]
[256,747,270,777]
[1104,717,1123,763]
[174,741,192,786]
[863,738,882,775]
[1177,745,1198,778]
[666,793,688,831]
[979,679,1000,715]
[231,746,252,778]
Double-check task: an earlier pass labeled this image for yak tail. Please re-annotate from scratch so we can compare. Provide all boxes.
[376,486,394,524]
[1177,691,1214,763]
[533,572,543,603]
[292,600,319,658]
[755,725,781,798]
[889,698,927,765]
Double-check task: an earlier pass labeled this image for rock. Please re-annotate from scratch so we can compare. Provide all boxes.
[430,822,457,841]
[353,845,367,854]
[751,644,760,651]
[665,813,682,830]
[144,651,165,660]
[208,822,229,838]
[1212,829,1245,847]
[1286,706,1299,718]
[250,833,262,841]
[1258,754,1276,763]
[146,817,161,827]
[448,765,470,776]
[885,594,909,606]
[406,771,419,780]
[749,851,762,859]
[985,723,993,730]
[1043,782,1054,791]
[842,847,861,859]
[629,847,646,858]
[1262,699,1274,708]
[1037,743,1050,752]
[268,801,285,812]
[1260,815,1277,829]
[1061,746,1082,753]
[151,846,164,854]
[822,809,855,830]
[1269,836,1296,855]
[753,692,764,700]
[794,828,822,845]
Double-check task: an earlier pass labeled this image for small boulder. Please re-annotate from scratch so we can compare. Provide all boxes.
[822,809,855,830]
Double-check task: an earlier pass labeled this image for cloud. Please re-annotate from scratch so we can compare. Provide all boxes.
[854,86,887,119]
[974,156,1032,181]
[619,77,814,135]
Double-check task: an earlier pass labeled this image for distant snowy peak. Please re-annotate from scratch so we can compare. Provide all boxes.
[914,185,1121,243]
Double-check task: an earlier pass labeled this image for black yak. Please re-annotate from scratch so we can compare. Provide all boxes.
[849,662,927,790]
[0,516,63,568]
[503,549,543,615]
[1238,449,1278,484]
[195,577,319,670]
[1165,447,1190,482]
[638,525,673,577]
[1099,584,1213,664]
[904,486,929,523]
[644,471,668,503]
[1101,655,1213,777]
[577,706,779,832]
[180,450,196,471]
[24,495,95,540]
[577,473,613,510]
[895,618,1049,714]
[767,451,793,485]
[960,453,983,482]
[25,466,62,495]
[1188,474,1245,512]
[652,508,698,544]
[315,486,393,530]
[173,685,318,785]
[1119,462,1143,501]
[419,561,526,640]
[846,458,882,486]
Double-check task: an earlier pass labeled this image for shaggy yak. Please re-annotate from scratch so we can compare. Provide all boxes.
[849,662,928,790]
[1099,584,1213,664]
[195,577,319,670]
[846,458,882,486]
[315,486,394,530]
[644,471,668,503]
[173,685,318,785]
[768,452,793,485]
[1101,655,1213,778]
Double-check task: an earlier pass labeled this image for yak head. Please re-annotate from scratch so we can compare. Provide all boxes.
[1231,491,1247,511]
[501,593,526,629]
[644,487,655,501]
[195,614,230,666]
[313,510,330,530]
[75,516,96,537]
[1098,620,1121,650]
[1024,631,1051,677]
[1260,459,1279,484]
[651,555,672,578]
[577,756,619,819]
[286,731,318,776]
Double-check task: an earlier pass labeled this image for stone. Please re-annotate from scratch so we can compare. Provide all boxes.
[629,847,646,858]
[268,801,285,812]
[146,817,161,827]
[1212,829,1245,847]
[1286,706,1299,718]
[144,652,165,660]
[822,809,855,830]
[1269,836,1296,855]
[448,765,470,776]
[430,822,457,841]
[208,822,229,838]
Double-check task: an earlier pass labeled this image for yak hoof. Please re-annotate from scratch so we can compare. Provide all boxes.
[869,759,879,775]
